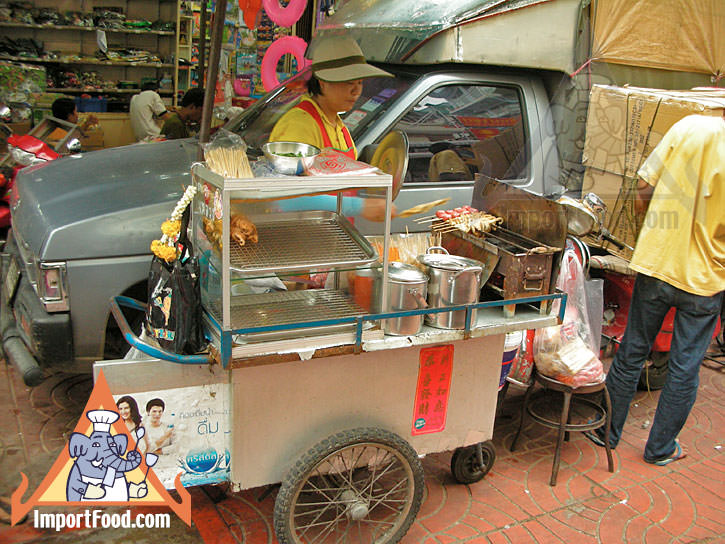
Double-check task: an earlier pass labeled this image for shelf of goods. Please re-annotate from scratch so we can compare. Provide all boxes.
[0,22,175,35]
[0,0,184,105]
[190,164,395,366]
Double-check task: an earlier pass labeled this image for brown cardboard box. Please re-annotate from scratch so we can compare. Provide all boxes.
[79,128,105,151]
[583,85,725,177]
[6,121,32,135]
[581,166,641,261]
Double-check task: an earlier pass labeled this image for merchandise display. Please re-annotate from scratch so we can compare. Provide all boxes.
[0,1,186,106]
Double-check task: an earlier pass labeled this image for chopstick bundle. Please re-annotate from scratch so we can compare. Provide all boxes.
[205,145,254,178]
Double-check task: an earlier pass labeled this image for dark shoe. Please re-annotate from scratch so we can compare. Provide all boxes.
[583,430,615,449]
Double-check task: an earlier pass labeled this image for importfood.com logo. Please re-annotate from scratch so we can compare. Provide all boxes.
[10,371,191,527]
[33,509,171,532]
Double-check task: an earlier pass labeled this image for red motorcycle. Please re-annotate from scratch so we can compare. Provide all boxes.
[0,134,62,229]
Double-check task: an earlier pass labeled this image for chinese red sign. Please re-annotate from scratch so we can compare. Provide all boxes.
[411,345,454,436]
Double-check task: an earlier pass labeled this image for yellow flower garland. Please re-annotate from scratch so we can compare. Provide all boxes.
[150,185,197,263]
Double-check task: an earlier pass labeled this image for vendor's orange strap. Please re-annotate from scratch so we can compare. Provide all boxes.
[295,100,355,158]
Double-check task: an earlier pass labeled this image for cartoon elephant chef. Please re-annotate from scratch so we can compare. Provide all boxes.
[66,410,148,501]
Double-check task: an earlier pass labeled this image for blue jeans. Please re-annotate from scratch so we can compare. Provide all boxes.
[604,274,722,461]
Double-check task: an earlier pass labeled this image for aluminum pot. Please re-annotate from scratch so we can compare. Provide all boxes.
[417,246,484,329]
[383,262,428,336]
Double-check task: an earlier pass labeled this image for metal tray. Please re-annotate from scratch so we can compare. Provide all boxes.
[229,210,378,274]
[211,289,371,343]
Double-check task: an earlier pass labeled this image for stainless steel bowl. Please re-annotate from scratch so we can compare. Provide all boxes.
[261,141,320,175]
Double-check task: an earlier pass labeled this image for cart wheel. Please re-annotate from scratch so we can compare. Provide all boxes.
[450,441,496,484]
[274,427,424,544]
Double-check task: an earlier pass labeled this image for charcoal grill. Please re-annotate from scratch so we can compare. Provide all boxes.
[441,175,567,316]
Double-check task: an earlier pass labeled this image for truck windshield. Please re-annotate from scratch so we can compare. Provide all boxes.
[226,68,412,154]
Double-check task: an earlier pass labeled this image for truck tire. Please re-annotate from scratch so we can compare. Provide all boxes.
[637,351,669,391]
[274,427,424,544]
[103,283,147,359]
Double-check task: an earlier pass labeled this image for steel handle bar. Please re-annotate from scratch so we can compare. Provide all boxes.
[110,296,210,364]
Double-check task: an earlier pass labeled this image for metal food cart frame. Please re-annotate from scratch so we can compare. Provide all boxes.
[98,1,567,539]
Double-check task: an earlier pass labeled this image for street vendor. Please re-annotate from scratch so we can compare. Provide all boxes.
[268,36,396,222]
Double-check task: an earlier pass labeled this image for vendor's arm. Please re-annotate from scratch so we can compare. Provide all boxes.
[634,177,655,216]
[276,195,395,222]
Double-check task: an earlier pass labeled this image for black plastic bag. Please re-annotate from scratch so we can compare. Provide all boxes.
[145,207,205,355]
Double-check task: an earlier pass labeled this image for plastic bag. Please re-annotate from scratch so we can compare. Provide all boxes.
[533,249,604,387]
[203,129,252,178]
[146,207,206,355]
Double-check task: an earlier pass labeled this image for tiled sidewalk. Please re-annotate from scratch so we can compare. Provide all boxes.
[1,349,723,543]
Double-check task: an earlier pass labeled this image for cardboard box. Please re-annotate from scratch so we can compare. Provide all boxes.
[80,128,105,151]
[5,121,32,135]
[581,166,641,261]
[583,85,725,177]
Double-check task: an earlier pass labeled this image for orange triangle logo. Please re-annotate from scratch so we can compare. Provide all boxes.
[10,370,191,526]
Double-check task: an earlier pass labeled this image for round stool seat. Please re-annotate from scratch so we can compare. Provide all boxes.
[510,368,614,485]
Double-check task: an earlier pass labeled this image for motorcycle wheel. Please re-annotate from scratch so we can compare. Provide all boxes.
[637,351,669,391]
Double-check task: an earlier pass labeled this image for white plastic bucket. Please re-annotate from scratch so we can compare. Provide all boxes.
[500,330,523,390]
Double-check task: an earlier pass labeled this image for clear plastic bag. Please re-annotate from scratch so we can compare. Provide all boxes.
[203,129,253,178]
[533,249,604,387]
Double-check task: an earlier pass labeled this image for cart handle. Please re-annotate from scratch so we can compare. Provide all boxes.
[110,296,210,365]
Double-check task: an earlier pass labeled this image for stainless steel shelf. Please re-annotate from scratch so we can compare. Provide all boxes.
[229,211,378,275]
[208,289,368,342]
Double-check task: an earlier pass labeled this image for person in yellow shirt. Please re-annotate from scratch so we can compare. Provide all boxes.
[269,36,396,222]
[586,114,724,465]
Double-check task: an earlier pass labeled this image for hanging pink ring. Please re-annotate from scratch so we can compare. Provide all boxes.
[261,35,309,92]
[262,0,307,27]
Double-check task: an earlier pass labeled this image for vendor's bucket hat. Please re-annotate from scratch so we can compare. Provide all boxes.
[309,36,392,82]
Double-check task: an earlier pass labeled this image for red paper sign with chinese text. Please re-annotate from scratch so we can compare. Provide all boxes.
[411,345,454,435]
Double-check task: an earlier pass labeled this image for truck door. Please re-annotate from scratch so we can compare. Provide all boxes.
[355,80,531,234]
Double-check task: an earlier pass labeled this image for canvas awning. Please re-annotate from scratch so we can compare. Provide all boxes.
[316,0,584,74]
[591,0,725,78]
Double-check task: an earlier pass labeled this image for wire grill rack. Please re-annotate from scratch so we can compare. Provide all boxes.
[229,215,377,274]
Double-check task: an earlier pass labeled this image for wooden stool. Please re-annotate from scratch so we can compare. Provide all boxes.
[510,368,614,486]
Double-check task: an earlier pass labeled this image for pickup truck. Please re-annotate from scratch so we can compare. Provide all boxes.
[2,63,565,385]
[6,0,662,385]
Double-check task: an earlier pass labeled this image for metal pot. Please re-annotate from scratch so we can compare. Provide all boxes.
[383,262,428,336]
[417,247,484,329]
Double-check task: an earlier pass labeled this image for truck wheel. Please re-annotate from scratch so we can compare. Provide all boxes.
[274,427,424,544]
[103,284,147,359]
[638,351,669,391]
[450,441,496,484]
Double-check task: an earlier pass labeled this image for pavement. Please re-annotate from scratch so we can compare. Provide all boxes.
[0,345,723,544]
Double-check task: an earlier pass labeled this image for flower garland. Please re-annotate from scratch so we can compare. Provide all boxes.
[151,185,197,262]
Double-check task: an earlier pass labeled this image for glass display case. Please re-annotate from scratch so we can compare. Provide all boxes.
[190,163,393,365]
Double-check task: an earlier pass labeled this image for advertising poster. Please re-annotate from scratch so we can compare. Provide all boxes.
[113,382,230,489]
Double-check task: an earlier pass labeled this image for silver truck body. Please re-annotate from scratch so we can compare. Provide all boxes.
[1,1,570,383]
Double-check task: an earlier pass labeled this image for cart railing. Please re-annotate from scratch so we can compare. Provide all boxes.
[111,291,566,366]
[110,296,209,364]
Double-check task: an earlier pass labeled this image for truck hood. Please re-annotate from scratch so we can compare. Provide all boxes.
[11,139,199,260]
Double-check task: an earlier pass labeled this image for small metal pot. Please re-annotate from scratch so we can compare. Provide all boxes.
[417,247,484,329]
[382,262,428,336]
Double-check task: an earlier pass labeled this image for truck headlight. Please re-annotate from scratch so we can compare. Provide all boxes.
[37,261,69,312]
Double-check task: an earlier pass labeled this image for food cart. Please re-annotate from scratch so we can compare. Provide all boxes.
[99,157,564,543]
[95,1,564,539]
